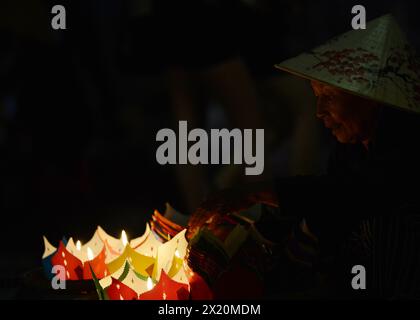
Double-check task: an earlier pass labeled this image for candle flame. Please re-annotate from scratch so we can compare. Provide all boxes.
[121,230,128,247]
[175,250,180,258]
[76,240,81,251]
[87,247,94,261]
[147,277,154,290]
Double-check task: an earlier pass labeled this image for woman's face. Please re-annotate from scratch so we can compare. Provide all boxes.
[311,81,378,144]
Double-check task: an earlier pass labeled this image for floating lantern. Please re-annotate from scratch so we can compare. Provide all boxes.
[152,229,188,280]
[64,231,108,280]
[50,241,83,280]
[104,263,153,300]
[129,224,153,248]
[106,244,155,278]
[97,227,128,262]
[42,204,210,300]
[151,209,184,241]
[46,231,109,280]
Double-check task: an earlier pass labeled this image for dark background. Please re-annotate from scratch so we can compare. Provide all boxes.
[0,0,419,298]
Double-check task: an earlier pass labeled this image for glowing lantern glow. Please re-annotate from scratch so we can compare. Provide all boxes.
[87,247,94,261]
[121,230,128,247]
[147,277,154,291]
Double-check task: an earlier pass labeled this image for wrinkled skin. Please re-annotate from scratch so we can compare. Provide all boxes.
[311,81,379,147]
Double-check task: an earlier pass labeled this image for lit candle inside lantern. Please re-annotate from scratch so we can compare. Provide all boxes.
[82,247,93,279]
[121,230,128,247]
[42,236,57,280]
[133,225,163,258]
[97,226,129,262]
[139,271,189,300]
[83,245,108,280]
[51,241,83,280]
[147,277,154,291]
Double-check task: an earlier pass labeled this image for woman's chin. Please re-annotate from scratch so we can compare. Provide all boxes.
[333,129,354,144]
[335,134,358,144]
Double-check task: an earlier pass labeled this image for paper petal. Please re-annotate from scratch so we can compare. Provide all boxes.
[66,237,77,256]
[130,223,151,248]
[121,266,150,296]
[106,277,138,300]
[83,230,105,256]
[139,271,189,300]
[42,236,56,259]
[90,264,109,300]
[97,226,125,261]
[83,246,108,280]
[107,245,155,278]
[133,230,163,258]
[51,241,83,280]
[153,229,188,280]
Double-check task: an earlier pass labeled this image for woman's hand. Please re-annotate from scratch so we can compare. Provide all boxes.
[187,183,278,239]
[187,188,253,238]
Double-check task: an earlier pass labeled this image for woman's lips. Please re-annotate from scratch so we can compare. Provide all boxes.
[323,119,341,130]
[323,121,342,137]
[331,126,341,136]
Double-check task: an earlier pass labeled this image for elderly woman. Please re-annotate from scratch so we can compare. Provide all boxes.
[187,14,420,298]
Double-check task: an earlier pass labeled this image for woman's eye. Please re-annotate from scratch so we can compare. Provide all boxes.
[323,95,333,102]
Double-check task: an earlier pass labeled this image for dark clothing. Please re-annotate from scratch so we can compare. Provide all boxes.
[276,106,420,242]
[274,105,420,297]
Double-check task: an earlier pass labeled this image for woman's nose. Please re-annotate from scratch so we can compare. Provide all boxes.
[316,96,329,119]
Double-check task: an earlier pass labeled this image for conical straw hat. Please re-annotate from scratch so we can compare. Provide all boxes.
[275,14,420,113]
